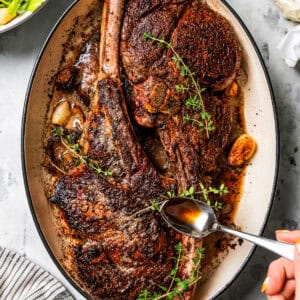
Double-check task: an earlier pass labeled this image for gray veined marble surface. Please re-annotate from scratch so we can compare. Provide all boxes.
[0,0,299,299]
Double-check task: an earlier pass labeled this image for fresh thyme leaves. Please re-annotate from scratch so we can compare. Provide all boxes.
[166,191,176,198]
[179,186,195,198]
[54,125,63,137]
[150,199,162,212]
[136,243,205,300]
[167,242,183,294]
[134,182,227,218]
[143,32,214,138]
[198,183,228,210]
[133,199,163,217]
[167,183,228,211]
[62,138,112,177]
[54,127,112,177]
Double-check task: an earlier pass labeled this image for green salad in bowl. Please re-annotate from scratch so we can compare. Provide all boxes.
[0,0,45,26]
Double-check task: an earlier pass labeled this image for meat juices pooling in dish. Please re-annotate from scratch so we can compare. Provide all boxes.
[43,1,256,299]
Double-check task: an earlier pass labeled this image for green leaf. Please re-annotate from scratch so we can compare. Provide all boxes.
[189,186,195,194]
[54,126,63,136]
[171,267,178,276]
[183,115,191,123]
[175,242,182,252]
[7,0,22,16]
[174,277,181,283]
[137,289,150,300]
[159,286,168,292]
[192,257,198,265]
[65,135,72,144]
[104,170,112,177]
[26,0,44,12]
[177,281,189,291]
[175,84,186,93]
[167,191,176,198]
[196,248,205,256]
[180,65,188,77]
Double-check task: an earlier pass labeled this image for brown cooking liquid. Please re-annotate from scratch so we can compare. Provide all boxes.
[165,198,202,225]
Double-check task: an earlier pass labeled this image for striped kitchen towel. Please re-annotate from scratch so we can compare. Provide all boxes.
[0,247,74,300]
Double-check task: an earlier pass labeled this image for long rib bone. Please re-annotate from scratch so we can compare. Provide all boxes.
[95,0,162,180]
[99,0,124,80]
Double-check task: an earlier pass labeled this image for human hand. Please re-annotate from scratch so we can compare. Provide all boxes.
[262,230,300,300]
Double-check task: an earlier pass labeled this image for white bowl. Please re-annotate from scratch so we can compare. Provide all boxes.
[0,0,49,34]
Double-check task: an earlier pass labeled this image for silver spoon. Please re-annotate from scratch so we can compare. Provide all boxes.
[160,197,294,261]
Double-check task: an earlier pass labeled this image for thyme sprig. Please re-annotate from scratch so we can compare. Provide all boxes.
[137,243,205,300]
[61,137,112,177]
[199,183,228,209]
[167,184,228,211]
[133,183,227,218]
[133,200,163,217]
[143,32,214,138]
[54,126,112,177]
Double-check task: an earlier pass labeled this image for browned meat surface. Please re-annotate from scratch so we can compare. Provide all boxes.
[51,78,179,299]
[156,93,232,189]
[49,0,202,296]
[172,3,241,90]
[121,1,241,90]
[121,1,238,189]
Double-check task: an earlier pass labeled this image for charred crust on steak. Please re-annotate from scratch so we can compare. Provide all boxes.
[171,3,241,91]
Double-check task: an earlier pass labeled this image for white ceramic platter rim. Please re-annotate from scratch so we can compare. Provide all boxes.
[21,0,279,299]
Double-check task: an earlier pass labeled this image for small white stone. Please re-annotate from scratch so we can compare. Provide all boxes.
[278,25,300,67]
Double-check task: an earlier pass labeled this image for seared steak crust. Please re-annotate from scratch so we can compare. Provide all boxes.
[121,0,190,83]
[121,1,241,90]
[172,2,241,91]
[51,78,180,299]
[121,1,237,188]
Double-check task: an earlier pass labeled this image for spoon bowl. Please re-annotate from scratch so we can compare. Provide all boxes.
[160,197,218,239]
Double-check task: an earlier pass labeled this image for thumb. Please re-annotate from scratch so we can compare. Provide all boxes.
[276,230,300,243]
[295,239,300,300]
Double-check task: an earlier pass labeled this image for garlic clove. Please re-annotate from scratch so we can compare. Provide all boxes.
[52,101,72,126]
[228,134,256,166]
[65,106,85,132]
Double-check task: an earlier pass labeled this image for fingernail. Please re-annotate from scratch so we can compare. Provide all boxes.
[296,238,300,253]
[276,229,290,233]
[261,277,270,293]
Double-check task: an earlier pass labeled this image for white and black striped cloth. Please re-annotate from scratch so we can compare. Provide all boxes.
[0,247,74,300]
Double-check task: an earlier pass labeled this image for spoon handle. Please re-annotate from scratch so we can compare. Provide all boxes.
[218,225,294,261]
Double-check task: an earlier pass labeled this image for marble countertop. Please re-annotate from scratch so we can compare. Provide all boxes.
[0,0,299,299]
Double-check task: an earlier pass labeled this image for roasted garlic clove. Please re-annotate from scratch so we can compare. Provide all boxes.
[228,134,256,166]
[225,81,239,97]
[65,106,85,132]
[52,101,72,126]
